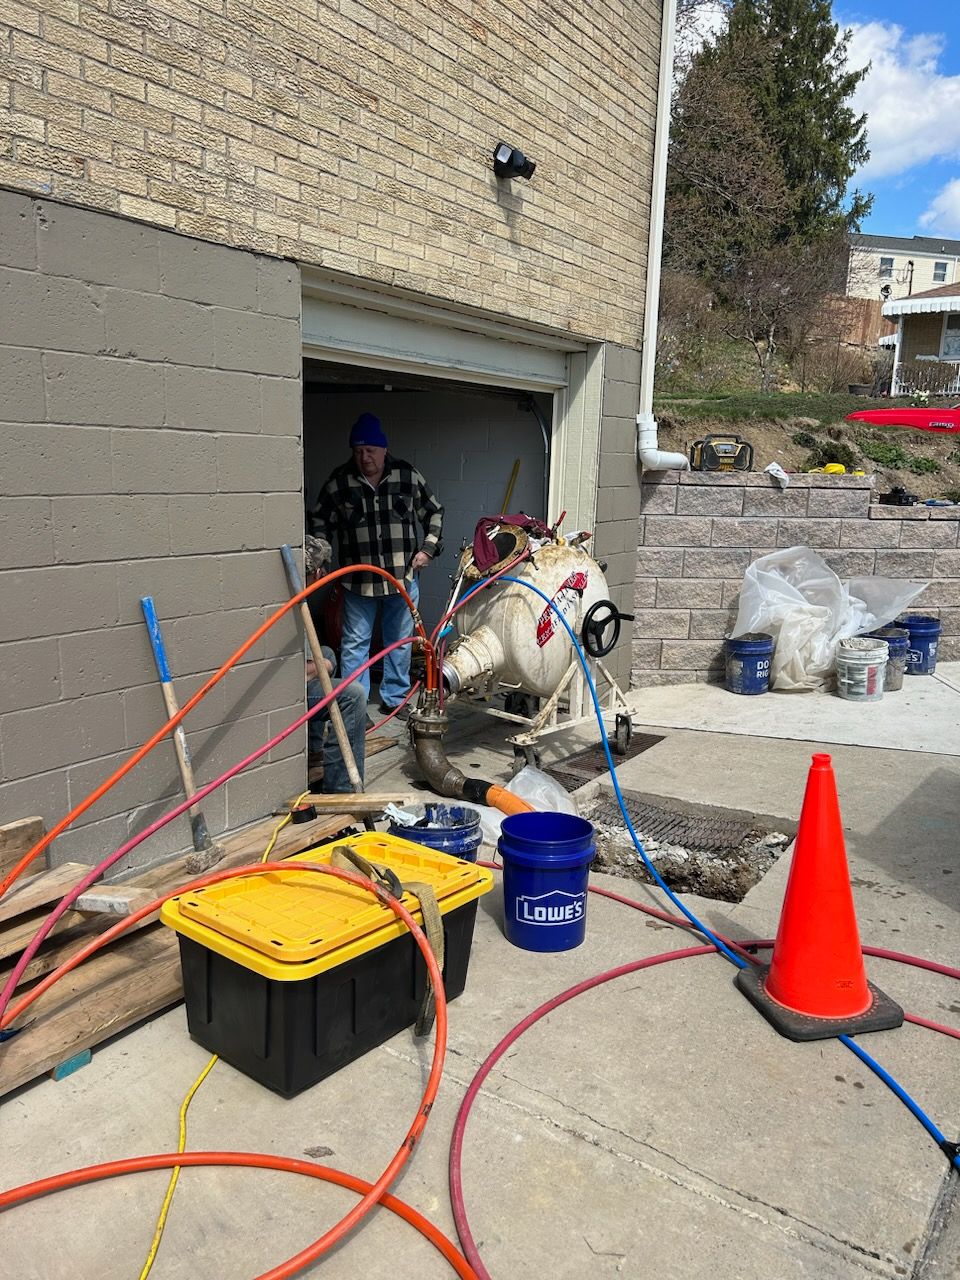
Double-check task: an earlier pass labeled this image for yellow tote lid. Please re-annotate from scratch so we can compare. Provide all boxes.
[160,832,492,975]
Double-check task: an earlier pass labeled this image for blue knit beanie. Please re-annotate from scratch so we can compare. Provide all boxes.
[349,413,388,448]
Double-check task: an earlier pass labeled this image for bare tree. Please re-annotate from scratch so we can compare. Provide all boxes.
[717,234,850,389]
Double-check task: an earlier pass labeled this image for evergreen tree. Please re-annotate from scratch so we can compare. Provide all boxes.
[722,0,872,240]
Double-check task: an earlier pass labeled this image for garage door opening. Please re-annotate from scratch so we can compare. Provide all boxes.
[302,357,554,632]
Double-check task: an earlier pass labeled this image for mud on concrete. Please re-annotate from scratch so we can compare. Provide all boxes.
[584,790,794,903]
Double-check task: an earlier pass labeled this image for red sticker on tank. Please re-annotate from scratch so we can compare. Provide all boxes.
[536,571,589,647]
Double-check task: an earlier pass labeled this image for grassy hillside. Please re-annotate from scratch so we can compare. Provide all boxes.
[653,393,960,501]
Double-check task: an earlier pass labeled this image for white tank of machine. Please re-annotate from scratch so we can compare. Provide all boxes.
[441,544,610,699]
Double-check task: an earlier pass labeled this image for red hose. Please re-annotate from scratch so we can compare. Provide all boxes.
[1,861,454,1279]
[450,878,960,1278]
[0,564,433,898]
[0,1152,478,1279]
[0,642,414,1022]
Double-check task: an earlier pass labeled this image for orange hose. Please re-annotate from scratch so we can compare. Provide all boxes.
[0,565,435,899]
[1,861,454,1278]
[485,785,535,817]
[0,1154,478,1278]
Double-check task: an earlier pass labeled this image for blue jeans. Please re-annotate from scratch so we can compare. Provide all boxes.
[307,647,367,794]
[340,580,418,707]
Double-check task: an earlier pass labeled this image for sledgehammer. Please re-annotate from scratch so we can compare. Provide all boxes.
[140,596,225,874]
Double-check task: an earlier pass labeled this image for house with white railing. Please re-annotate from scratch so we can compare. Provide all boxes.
[884,284,960,398]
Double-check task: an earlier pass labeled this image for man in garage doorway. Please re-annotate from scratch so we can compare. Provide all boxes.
[308,413,444,720]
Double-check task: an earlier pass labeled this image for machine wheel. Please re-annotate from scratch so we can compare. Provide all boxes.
[512,744,542,774]
[613,713,632,757]
[582,600,635,658]
[505,691,539,720]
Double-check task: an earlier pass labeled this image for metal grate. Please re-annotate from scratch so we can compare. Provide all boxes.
[589,795,770,856]
[546,734,664,791]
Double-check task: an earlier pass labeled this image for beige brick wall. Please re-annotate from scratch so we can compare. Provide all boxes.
[0,0,662,346]
[631,472,960,686]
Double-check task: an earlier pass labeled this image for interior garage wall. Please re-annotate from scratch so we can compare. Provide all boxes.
[0,191,305,871]
[304,386,549,627]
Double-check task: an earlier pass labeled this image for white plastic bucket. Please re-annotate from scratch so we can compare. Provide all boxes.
[835,637,887,703]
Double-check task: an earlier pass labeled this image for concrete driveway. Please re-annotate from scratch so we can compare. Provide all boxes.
[3,675,959,1279]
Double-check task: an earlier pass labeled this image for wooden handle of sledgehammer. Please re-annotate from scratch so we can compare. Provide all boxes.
[280,545,365,796]
[140,596,214,852]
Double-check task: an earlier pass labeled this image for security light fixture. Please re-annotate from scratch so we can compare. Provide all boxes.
[493,141,536,180]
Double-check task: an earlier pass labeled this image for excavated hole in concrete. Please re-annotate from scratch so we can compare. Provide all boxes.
[582,790,795,904]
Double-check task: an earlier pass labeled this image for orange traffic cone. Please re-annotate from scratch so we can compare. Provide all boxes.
[736,753,903,1041]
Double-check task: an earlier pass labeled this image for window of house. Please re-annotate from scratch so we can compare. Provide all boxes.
[934,261,948,283]
[942,315,960,361]
[879,256,894,279]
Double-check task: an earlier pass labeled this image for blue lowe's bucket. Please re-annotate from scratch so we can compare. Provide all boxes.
[498,812,596,952]
[387,804,482,862]
[898,614,941,675]
[725,633,774,695]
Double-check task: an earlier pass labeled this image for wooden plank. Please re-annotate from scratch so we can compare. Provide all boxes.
[0,817,46,879]
[0,925,183,1098]
[0,912,156,989]
[299,792,417,812]
[0,810,359,1093]
[0,864,90,925]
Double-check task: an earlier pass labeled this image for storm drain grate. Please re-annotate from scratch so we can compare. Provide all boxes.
[589,795,767,856]
[545,734,665,791]
[585,793,794,903]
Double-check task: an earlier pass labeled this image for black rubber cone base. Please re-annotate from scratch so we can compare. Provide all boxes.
[736,964,904,1042]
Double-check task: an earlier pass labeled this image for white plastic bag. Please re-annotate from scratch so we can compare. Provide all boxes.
[474,765,578,849]
[731,546,927,691]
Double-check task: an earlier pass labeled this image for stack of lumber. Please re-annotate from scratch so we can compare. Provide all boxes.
[0,810,356,1097]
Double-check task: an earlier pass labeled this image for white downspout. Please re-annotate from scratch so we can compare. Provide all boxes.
[636,0,689,473]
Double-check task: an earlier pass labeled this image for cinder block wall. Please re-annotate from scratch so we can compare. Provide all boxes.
[0,191,305,870]
[631,471,960,686]
[1,0,663,348]
[594,344,644,687]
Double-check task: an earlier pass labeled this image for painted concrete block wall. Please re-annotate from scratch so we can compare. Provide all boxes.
[0,190,305,870]
[594,344,643,687]
[0,0,662,348]
[631,471,960,686]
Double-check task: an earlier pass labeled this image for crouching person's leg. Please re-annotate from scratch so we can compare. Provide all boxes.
[320,676,367,794]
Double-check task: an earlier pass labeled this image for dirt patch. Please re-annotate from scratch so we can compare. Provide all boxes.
[656,414,960,501]
[584,792,793,903]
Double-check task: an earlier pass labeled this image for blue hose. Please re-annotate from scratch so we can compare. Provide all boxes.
[497,575,745,968]
[496,572,960,1170]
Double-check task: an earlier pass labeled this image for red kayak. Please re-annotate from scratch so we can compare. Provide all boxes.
[845,406,960,433]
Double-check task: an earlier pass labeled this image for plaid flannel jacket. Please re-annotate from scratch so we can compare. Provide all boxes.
[308,454,444,597]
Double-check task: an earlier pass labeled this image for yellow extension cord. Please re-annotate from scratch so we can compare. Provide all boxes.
[138,795,310,1279]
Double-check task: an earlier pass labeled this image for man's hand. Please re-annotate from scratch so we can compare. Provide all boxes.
[410,550,431,572]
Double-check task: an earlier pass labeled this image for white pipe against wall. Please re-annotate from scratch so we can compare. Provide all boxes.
[636,0,689,473]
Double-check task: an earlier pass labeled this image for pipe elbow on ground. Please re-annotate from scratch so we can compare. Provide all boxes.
[410,710,533,816]
[636,412,689,473]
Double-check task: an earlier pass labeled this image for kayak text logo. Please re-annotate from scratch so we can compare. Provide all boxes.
[515,890,585,925]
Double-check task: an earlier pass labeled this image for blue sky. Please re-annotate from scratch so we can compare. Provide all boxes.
[685,1,960,239]
[840,1,960,238]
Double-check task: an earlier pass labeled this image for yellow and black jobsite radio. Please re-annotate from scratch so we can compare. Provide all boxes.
[689,433,754,473]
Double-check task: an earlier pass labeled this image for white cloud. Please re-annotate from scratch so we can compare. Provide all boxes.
[845,20,960,179]
[919,179,960,235]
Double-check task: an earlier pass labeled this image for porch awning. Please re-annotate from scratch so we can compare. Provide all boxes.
[883,294,960,317]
